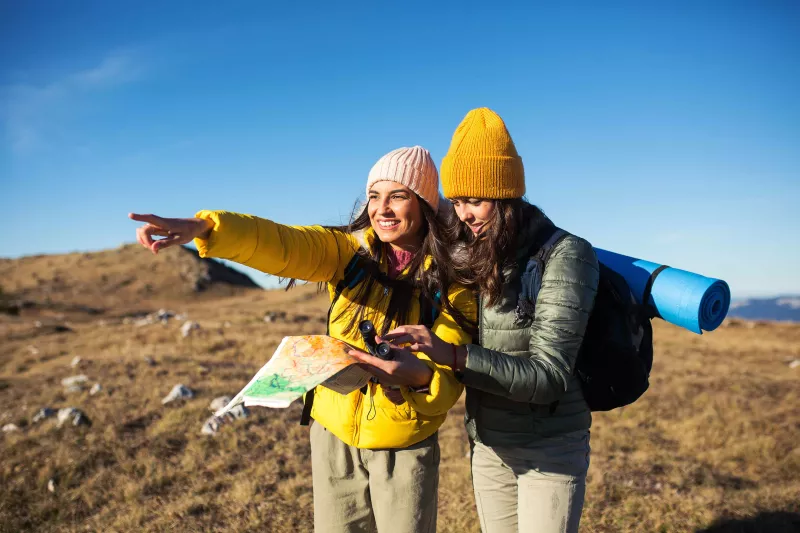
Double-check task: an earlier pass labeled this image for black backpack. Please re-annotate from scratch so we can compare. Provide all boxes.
[518,226,663,412]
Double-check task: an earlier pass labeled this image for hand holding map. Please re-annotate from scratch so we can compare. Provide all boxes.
[214,335,371,418]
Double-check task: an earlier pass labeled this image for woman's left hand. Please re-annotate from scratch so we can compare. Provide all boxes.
[347,345,433,388]
[379,325,452,366]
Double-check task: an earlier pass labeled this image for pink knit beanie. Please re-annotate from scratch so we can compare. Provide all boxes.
[365,146,440,211]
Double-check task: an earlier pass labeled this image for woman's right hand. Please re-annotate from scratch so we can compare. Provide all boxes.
[347,345,434,388]
[129,213,214,254]
[380,325,452,366]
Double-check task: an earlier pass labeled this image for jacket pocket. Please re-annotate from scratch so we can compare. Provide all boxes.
[372,387,418,421]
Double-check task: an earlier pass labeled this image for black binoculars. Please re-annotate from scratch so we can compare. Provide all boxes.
[358,320,394,361]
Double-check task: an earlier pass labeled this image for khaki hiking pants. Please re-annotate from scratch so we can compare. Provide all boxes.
[310,421,440,533]
[470,430,590,533]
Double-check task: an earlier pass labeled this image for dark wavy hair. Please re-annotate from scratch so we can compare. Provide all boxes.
[287,195,476,337]
[445,198,551,308]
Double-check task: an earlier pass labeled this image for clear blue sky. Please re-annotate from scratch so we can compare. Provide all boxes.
[1,1,798,297]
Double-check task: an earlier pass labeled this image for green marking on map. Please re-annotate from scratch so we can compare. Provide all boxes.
[244,373,308,397]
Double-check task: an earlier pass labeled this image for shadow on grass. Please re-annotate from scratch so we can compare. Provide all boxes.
[697,511,800,533]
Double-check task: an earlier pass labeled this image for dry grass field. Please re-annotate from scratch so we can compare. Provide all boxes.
[1,246,798,532]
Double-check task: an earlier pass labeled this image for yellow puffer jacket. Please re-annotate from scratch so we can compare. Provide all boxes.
[194,210,475,449]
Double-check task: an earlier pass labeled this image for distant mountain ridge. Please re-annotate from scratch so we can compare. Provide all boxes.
[0,244,261,311]
[728,296,800,322]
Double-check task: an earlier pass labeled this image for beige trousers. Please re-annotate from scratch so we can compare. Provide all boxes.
[470,430,590,533]
[310,421,440,533]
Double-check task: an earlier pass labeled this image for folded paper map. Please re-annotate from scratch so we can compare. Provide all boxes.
[214,335,370,417]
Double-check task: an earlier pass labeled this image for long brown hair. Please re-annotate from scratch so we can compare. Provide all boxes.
[287,195,476,337]
[445,198,551,307]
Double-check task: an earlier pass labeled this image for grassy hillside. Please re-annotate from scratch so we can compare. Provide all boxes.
[0,244,260,314]
[0,248,798,532]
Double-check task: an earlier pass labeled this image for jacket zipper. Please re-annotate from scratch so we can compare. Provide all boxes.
[477,294,483,346]
[353,383,366,444]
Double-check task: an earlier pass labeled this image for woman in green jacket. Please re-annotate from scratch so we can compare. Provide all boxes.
[352,109,599,533]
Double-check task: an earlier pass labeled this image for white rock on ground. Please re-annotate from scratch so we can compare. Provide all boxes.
[201,416,223,435]
[2,423,19,433]
[209,396,233,412]
[200,404,249,435]
[64,385,84,394]
[70,356,82,368]
[72,411,90,427]
[155,309,175,323]
[162,384,195,405]
[32,407,56,423]
[47,479,56,493]
[181,321,201,338]
[789,359,800,369]
[61,375,89,388]
[56,408,90,428]
[263,311,287,323]
[226,404,249,420]
[89,383,102,396]
[56,408,77,427]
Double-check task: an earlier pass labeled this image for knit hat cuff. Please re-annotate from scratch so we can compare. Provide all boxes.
[441,155,525,199]
[366,146,440,211]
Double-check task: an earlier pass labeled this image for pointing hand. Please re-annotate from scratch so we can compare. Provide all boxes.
[128,213,214,254]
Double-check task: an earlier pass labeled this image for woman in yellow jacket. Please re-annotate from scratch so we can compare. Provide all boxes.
[130,146,475,533]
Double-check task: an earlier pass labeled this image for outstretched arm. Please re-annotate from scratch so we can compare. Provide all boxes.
[130,211,359,283]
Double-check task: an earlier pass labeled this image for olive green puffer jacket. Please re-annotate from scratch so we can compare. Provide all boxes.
[459,219,600,447]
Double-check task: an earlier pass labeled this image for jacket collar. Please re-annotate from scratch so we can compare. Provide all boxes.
[352,227,428,277]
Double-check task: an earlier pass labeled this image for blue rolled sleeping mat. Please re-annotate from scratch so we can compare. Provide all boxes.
[594,249,731,334]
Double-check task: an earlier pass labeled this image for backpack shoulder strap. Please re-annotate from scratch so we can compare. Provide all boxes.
[418,289,442,329]
[521,227,570,417]
[536,227,570,265]
[301,253,367,427]
[516,225,569,279]
[516,227,569,319]
[299,388,316,426]
[340,254,368,292]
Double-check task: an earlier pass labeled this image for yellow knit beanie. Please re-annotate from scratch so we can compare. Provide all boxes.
[440,107,525,199]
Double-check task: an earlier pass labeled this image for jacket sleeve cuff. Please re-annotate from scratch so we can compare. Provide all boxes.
[402,360,461,417]
[193,210,259,263]
[458,344,493,388]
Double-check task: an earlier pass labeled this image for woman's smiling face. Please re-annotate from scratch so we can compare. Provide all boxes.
[450,197,496,235]
[368,181,424,250]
